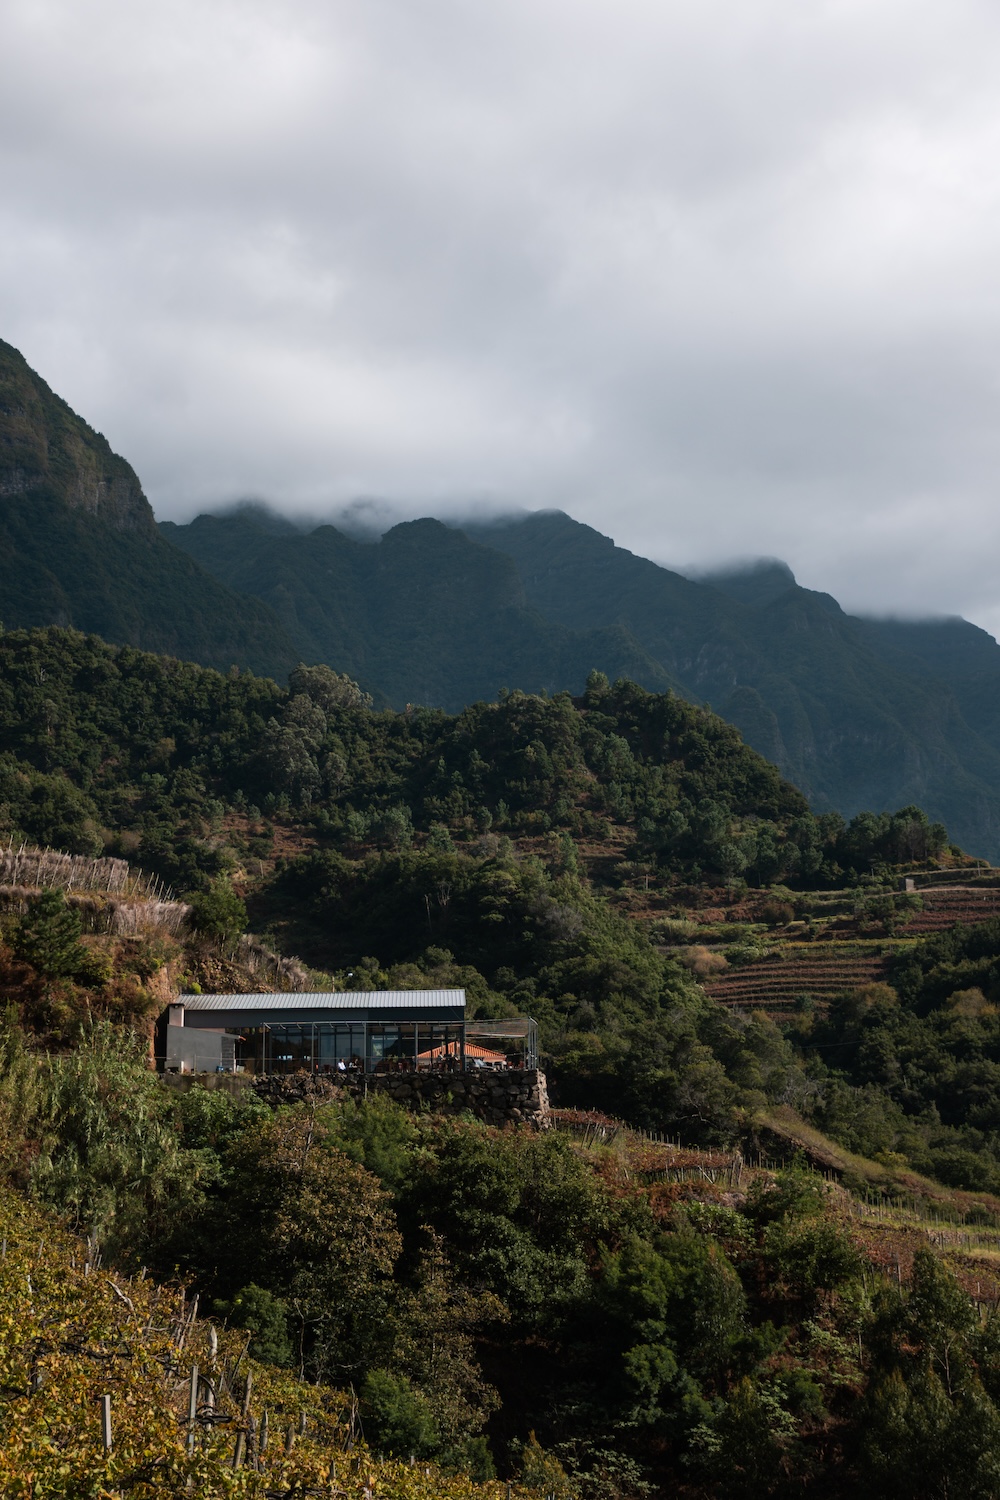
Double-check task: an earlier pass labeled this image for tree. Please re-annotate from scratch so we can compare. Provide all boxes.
[14,887,85,979]
[217,1282,294,1366]
[289,662,372,712]
[32,1021,205,1260]
[392,1233,503,1458]
[187,875,247,944]
[860,1251,1000,1498]
[516,1432,576,1499]
[361,1369,440,1458]
[220,1109,401,1380]
[257,721,321,804]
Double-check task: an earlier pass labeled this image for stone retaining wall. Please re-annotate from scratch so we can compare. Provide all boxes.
[249,1068,550,1128]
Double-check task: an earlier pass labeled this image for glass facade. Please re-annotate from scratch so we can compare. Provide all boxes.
[163,999,539,1077]
[236,1021,471,1075]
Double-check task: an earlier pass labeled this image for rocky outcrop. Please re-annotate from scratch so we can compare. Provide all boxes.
[0,339,299,677]
[0,339,154,532]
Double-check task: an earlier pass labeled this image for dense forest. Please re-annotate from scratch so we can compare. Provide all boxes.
[0,624,948,890]
[7,625,1000,1493]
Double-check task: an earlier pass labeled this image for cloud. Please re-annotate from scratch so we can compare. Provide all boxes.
[3,0,1000,632]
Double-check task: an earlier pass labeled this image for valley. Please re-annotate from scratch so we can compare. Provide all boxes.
[6,339,1000,1492]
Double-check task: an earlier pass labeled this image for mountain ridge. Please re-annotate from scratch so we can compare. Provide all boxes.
[166,503,1000,860]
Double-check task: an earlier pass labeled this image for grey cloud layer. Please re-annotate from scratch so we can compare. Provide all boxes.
[3,0,1000,631]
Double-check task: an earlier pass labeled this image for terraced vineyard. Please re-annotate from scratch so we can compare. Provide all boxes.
[702,941,889,1014]
[905,883,1000,933]
[0,1186,538,1500]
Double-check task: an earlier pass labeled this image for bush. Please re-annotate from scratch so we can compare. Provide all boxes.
[515,1432,575,1499]
[677,944,729,978]
[361,1369,440,1458]
[187,876,247,944]
[218,1283,293,1366]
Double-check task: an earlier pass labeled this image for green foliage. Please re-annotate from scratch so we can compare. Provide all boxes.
[0,1177,524,1499]
[11,1026,1000,1498]
[290,661,373,712]
[218,1283,294,1366]
[801,919,1000,1191]
[362,1369,440,1458]
[29,1021,209,1259]
[187,874,248,942]
[0,1003,44,1178]
[0,626,945,899]
[14,886,86,978]
[860,1251,1000,1499]
[515,1433,575,1499]
[214,1109,402,1384]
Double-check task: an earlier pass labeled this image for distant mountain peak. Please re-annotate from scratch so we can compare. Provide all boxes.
[205,500,305,535]
[693,558,798,608]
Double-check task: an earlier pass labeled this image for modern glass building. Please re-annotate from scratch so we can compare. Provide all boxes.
[159,989,538,1076]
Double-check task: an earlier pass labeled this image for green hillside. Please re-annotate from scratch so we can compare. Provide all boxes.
[4,624,1000,1491]
[476,512,1000,859]
[0,1169,537,1498]
[7,1005,1000,1498]
[0,623,961,1134]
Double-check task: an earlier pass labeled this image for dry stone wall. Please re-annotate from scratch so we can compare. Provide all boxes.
[248,1068,550,1128]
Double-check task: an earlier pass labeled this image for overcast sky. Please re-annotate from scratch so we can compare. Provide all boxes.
[3,0,1000,632]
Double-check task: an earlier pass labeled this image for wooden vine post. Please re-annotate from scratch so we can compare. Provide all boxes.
[100,1394,112,1453]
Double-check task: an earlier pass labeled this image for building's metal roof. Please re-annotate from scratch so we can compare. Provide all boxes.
[176,989,466,1013]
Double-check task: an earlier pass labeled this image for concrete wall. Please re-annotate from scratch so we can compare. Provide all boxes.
[164,1023,235,1073]
[250,1069,550,1128]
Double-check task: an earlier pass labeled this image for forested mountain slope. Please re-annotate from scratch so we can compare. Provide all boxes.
[165,503,1000,860]
[476,512,1000,858]
[0,624,956,1134]
[159,510,676,709]
[6,624,1000,1493]
[0,341,298,677]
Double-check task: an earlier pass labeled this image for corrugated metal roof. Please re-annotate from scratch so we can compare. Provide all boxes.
[176,989,466,1012]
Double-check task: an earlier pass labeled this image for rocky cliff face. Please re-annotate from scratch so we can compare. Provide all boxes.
[0,340,299,678]
[0,340,153,532]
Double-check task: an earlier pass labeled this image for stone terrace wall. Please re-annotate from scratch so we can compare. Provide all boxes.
[249,1068,550,1128]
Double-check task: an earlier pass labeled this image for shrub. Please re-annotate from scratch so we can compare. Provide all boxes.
[14,888,86,979]
[361,1369,440,1458]
[219,1283,293,1366]
[187,876,247,944]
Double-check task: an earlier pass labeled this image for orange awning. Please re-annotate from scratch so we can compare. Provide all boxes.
[417,1041,507,1063]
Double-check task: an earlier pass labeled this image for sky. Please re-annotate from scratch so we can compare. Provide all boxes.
[3,0,1000,633]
